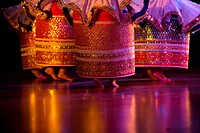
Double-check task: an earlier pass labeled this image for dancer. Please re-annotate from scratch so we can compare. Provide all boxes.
[134,0,200,81]
[2,0,76,81]
[63,0,149,88]
[30,0,76,81]
[20,26,48,80]
[1,2,47,79]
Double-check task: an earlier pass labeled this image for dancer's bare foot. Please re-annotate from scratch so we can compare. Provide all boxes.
[58,73,73,81]
[31,69,47,79]
[58,68,73,81]
[153,72,171,82]
[94,78,104,88]
[147,69,159,81]
[45,67,60,80]
[110,79,119,87]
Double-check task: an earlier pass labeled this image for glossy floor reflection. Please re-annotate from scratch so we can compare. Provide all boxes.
[0,68,200,133]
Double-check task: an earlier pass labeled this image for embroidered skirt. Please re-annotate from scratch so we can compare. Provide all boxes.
[73,10,135,78]
[135,18,190,69]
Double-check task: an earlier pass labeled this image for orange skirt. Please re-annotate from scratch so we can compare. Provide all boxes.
[35,2,75,66]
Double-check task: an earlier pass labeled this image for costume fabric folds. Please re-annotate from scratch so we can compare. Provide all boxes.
[134,0,200,69]
[62,0,147,78]
[145,0,200,31]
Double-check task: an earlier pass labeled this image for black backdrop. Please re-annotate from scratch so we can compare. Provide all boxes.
[0,0,199,73]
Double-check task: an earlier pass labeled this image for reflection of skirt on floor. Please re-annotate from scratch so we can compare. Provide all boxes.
[73,10,135,78]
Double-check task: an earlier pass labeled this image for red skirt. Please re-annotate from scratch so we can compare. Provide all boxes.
[20,29,38,70]
[73,10,135,78]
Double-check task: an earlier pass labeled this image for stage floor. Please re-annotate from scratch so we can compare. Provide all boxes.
[0,68,200,133]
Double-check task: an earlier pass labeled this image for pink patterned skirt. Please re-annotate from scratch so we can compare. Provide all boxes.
[135,18,190,69]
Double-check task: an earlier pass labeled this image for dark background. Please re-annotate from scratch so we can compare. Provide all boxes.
[0,0,199,73]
